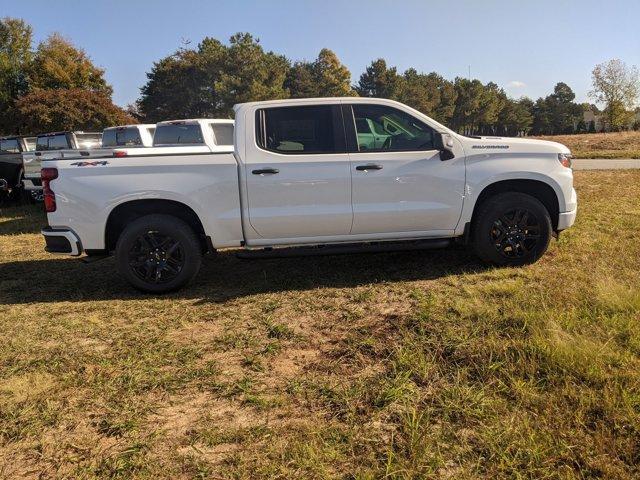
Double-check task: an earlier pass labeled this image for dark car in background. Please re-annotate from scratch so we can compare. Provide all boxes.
[0,135,35,200]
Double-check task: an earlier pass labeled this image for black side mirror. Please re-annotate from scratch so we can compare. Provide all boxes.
[435,132,455,160]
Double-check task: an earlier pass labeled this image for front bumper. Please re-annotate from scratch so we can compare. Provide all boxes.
[557,208,577,231]
[42,227,82,256]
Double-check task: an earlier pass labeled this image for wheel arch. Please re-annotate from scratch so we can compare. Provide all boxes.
[470,179,560,230]
[104,199,209,252]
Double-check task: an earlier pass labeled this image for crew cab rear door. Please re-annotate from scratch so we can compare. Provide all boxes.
[344,103,466,235]
[243,104,352,241]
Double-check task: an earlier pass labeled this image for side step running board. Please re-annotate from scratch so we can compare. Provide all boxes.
[236,239,452,260]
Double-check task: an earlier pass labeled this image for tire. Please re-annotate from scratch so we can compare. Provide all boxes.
[115,214,202,293]
[472,192,552,266]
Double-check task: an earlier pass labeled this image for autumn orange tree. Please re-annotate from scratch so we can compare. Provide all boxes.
[0,17,133,135]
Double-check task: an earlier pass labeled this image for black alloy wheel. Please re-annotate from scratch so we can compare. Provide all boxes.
[472,192,552,266]
[128,230,185,284]
[490,208,541,259]
[115,214,202,293]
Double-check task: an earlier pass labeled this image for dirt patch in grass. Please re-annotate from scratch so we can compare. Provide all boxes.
[0,170,639,478]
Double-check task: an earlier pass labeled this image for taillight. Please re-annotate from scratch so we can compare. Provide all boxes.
[113,150,127,157]
[41,167,58,212]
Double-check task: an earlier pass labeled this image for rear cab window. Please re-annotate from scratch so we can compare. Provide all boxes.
[211,124,234,146]
[153,124,204,146]
[75,133,102,149]
[36,134,70,151]
[255,105,345,154]
[0,138,20,153]
[103,128,143,147]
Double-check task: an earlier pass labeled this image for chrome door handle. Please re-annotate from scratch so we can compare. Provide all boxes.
[355,164,383,171]
[252,168,279,175]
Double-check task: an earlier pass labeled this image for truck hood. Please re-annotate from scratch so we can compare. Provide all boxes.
[456,135,571,155]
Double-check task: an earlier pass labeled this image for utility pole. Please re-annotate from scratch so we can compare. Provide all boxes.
[468,65,471,80]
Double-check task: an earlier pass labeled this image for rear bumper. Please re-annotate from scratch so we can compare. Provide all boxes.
[42,227,82,256]
[557,208,577,231]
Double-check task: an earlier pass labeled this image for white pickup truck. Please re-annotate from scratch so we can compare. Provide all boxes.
[40,98,577,293]
[22,131,103,199]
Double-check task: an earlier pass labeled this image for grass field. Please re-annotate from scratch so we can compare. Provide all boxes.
[535,131,640,159]
[1,170,639,479]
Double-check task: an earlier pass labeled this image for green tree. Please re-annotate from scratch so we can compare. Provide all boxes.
[396,69,441,118]
[355,58,400,98]
[529,83,581,135]
[285,61,318,98]
[451,78,485,134]
[548,82,582,134]
[497,98,533,136]
[29,33,111,94]
[477,82,506,134]
[0,17,33,133]
[590,59,639,130]
[431,74,457,125]
[286,48,354,98]
[311,48,354,97]
[139,46,218,121]
[214,33,290,115]
[16,88,135,132]
[140,33,290,120]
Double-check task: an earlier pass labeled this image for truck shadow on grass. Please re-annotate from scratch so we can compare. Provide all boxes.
[0,247,489,305]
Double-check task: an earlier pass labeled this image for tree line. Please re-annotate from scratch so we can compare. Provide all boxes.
[1,17,638,136]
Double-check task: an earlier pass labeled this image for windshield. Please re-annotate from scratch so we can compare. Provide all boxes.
[153,124,204,146]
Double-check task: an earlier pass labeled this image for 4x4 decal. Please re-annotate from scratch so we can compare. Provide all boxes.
[70,161,109,167]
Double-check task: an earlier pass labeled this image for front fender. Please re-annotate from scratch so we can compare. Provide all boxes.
[455,160,572,235]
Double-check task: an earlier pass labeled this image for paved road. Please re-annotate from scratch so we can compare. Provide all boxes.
[573,159,640,170]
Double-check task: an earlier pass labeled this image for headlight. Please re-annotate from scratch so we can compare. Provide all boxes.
[558,153,573,168]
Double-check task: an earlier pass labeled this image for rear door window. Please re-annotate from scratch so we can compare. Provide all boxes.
[256,105,345,154]
[153,124,204,146]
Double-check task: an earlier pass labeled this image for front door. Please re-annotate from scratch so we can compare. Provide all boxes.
[346,103,466,235]
[244,104,353,241]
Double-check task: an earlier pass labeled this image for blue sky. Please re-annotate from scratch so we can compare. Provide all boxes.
[1,0,638,107]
